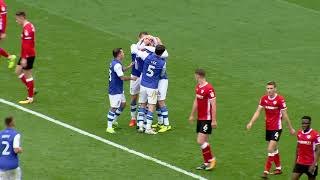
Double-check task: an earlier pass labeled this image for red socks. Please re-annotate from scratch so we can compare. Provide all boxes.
[0,48,9,58]
[274,150,281,169]
[26,78,34,99]
[19,74,27,86]
[264,150,281,173]
[201,142,214,164]
[264,153,274,172]
[19,74,34,99]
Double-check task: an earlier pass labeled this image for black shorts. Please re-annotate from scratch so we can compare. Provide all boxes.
[196,120,212,134]
[293,163,318,177]
[265,129,282,141]
[17,56,35,70]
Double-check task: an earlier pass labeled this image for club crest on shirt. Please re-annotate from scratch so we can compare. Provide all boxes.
[1,6,5,12]
[201,90,204,94]
[307,135,311,139]
[273,101,277,105]
[265,100,268,103]
[24,30,29,36]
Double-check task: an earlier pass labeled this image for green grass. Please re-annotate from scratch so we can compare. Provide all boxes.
[1,0,320,179]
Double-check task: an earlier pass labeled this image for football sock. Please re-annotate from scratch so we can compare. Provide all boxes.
[160,106,169,126]
[26,78,34,99]
[19,74,27,86]
[113,106,124,123]
[144,107,148,129]
[264,153,274,172]
[156,107,163,125]
[0,48,9,58]
[201,142,214,164]
[107,111,115,128]
[137,107,145,128]
[273,149,281,170]
[146,111,153,130]
[130,100,137,120]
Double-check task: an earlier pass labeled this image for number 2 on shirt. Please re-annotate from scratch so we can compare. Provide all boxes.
[1,141,10,155]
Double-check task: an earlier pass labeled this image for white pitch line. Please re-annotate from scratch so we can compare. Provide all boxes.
[0,98,207,180]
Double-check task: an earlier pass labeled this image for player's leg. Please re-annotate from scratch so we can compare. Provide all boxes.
[10,167,22,180]
[112,93,126,127]
[129,75,140,127]
[196,121,215,170]
[307,165,317,180]
[19,57,35,104]
[272,130,282,175]
[291,173,302,180]
[152,103,163,128]
[144,88,158,135]
[0,47,16,68]
[106,94,121,134]
[263,140,278,177]
[15,61,27,86]
[137,86,148,132]
[157,100,171,133]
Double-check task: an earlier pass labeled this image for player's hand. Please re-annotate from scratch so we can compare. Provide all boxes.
[131,76,138,81]
[246,122,252,130]
[308,164,316,175]
[127,62,134,68]
[0,33,6,39]
[188,115,194,124]
[289,128,296,135]
[211,120,217,129]
[21,58,27,68]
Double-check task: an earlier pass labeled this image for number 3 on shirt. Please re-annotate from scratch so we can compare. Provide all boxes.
[1,141,10,155]
[146,65,155,77]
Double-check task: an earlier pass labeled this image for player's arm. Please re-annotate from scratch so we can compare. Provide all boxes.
[13,134,23,154]
[210,98,217,128]
[189,96,198,124]
[136,50,149,61]
[144,46,169,59]
[122,62,134,72]
[246,105,264,130]
[309,142,320,174]
[114,63,136,81]
[281,109,295,135]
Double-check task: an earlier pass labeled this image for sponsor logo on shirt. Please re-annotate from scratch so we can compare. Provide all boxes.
[265,106,279,110]
[298,140,312,145]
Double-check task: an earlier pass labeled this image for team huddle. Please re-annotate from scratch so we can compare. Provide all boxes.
[107,32,170,135]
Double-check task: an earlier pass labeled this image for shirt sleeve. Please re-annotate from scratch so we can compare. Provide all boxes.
[259,97,264,107]
[161,62,166,77]
[113,63,124,77]
[137,51,149,60]
[13,134,21,148]
[315,133,320,145]
[130,44,137,54]
[208,88,216,100]
[279,98,287,110]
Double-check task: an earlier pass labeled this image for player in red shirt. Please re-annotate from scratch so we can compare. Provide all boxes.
[189,69,217,171]
[14,11,36,104]
[292,116,320,180]
[246,81,295,178]
[0,0,16,69]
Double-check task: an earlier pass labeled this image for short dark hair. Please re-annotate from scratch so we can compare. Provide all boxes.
[267,81,277,88]
[5,116,14,126]
[138,32,148,38]
[195,69,206,77]
[112,48,123,58]
[16,11,26,17]
[302,116,312,122]
[155,45,165,56]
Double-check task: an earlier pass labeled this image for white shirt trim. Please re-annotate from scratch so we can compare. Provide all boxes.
[268,94,278,100]
[114,63,124,77]
[13,134,21,148]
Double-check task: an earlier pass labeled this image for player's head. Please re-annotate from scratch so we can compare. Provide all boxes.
[15,11,27,25]
[194,69,206,82]
[155,45,166,56]
[138,32,149,40]
[4,116,15,128]
[301,116,311,130]
[113,48,124,60]
[143,35,153,46]
[266,81,277,96]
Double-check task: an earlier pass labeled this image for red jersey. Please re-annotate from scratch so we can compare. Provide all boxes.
[195,82,216,120]
[296,129,320,165]
[259,94,286,130]
[0,0,7,33]
[21,21,36,58]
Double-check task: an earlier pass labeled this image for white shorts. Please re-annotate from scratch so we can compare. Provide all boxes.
[139,86,158,105]
[130,75,141,95]
[0,167,22,180]
[158,79,168,101]
[109,93,126,108]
